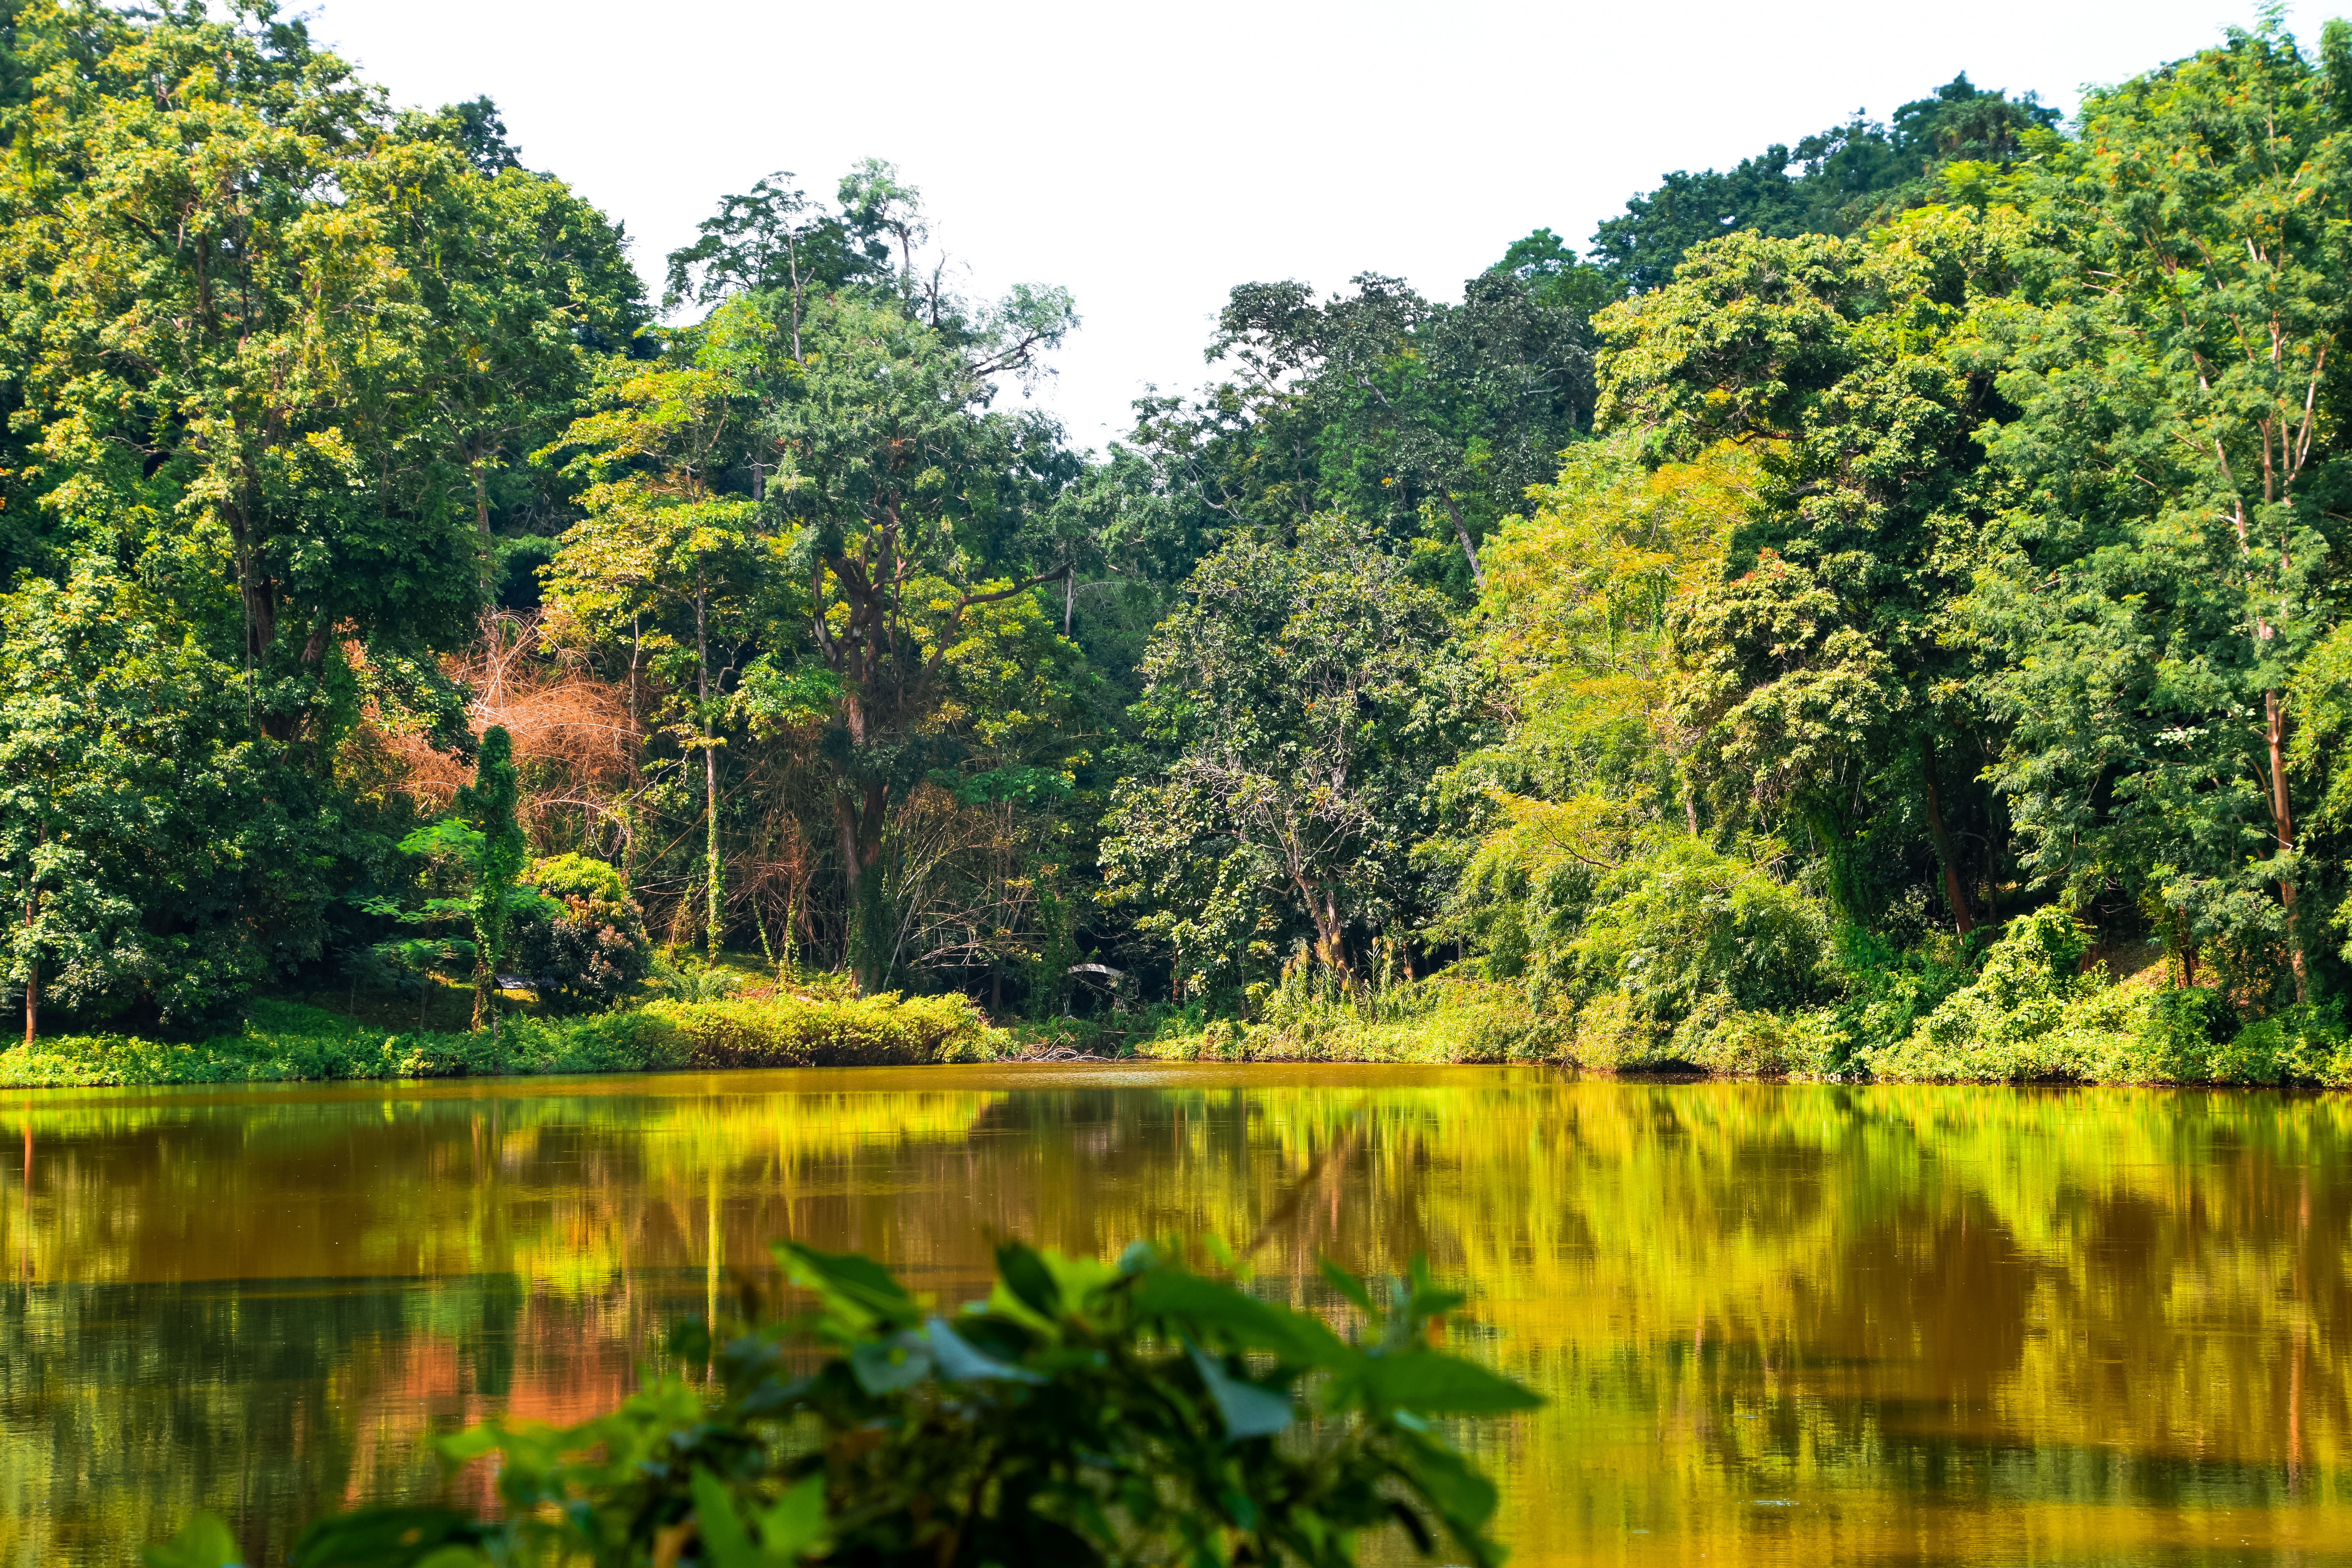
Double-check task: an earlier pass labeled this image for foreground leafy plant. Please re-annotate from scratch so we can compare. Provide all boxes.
[150,1239,1537,1568]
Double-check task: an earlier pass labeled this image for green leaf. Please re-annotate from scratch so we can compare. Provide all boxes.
[691,1469,760,1568]
[398,819,484,860]
[1132,1269,1355,1368]
[775,1240,918,1327]
[429,1424,501,1475]
[1317,1256,1377,1316]
[735,657,842,730]
[994,1240,1063,1319]
[925,1315,1045,1383]
[1360,1348,1542,1414]
[1396,1430,1500,1529]
[1187,1343,1296,1441]
[289,1507,484,1568]
[142,1515,242,1568]
[1405,1255,1466,1319]
[850,1333,934,1394]
[753,1474,829,1559]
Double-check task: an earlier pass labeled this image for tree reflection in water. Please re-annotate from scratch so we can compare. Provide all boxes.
[0,1067,2345,1564]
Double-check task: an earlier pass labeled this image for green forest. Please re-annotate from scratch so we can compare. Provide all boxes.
[6,0,2352,1086]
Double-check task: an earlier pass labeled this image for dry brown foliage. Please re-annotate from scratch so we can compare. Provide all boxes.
[368,611,642,854]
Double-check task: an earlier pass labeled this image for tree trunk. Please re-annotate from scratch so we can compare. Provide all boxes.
[786,233,804,360]
[2268,688,2308,1004]
[834,795,864,886]
[698,582,722,958]
[1308,889,1352,980]
[471,945,492,1032]
[1920,737,1976,937]
[834,789,892,996]
[623,612,643,882]
[22,860,36,1047]
[472,456,495,597]
[1440,496,1485,593]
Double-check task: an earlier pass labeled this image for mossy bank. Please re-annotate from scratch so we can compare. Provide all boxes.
[0,990,997,1089]
[1125,908,2352,1088]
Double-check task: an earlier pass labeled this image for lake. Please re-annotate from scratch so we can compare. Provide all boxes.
[1,1065,2344,1565]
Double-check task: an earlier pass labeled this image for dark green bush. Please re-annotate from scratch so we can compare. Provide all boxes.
[147,1238,1538,1568]
[512,853,653,1012]
[0,999,687,1087]
[1559,838,1835,1065]
[652,991,996,1066]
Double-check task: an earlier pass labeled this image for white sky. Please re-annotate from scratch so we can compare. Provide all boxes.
[305,0,2311,454]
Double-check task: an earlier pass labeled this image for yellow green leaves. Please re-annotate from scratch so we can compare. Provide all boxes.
[139,1514,241,1568]
[1352,1348,1546,1416]
[200,1233,1536,1568]
[689,1470,829,1568]
[1478,434,1748,708]
[1462,792,1634,893]
[1187,1342,1296,1439]
[735,657,842,732]
[1436,434,1747,950]
[775,1237,922,1338]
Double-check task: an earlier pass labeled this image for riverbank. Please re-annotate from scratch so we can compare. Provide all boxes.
[1122,992,2352,1085]
[1109,907,2352,1087]
[0,989,998,1089]
[10,907,2352,1089]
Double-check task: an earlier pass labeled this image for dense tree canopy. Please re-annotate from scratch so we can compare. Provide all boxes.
[9,0,2352,1080]
[1586,73,2060,295]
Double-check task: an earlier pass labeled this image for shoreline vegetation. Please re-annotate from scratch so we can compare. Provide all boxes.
[9,902,2350,1089]
[10,11,2352,1105]
[150,1239,1536,1568]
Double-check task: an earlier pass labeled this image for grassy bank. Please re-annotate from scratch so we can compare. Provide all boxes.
[0,987,1000,1089]
[1115,983,2352,1085]
[1116,907,2352,1087]
[15,907,2352,1089]
[1106,975,1569,1065]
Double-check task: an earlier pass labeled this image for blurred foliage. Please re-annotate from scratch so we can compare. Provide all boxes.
[148,1239,1536,1568]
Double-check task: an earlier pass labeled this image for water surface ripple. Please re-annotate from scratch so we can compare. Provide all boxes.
[1,1066,2345,1564]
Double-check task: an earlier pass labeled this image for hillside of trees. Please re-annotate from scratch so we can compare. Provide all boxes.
[6,1,2352,1083]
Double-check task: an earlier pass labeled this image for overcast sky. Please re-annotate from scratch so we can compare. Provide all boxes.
[305,0,2309,453]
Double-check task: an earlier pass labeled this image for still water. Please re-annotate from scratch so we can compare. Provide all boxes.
[0,1065,2345,1565]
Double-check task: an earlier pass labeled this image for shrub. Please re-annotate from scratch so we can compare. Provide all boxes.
[1135,969,1573,1065]
[2211,1002,2352,1087]
[1671,1001,1845,1076]
[511,853,652,1012]
[149,1239,1537,1568]
[1858,907,2352,1085]
[1390,977,1571,1062]
[1559,838,1834,1060]
[0,999,687,1087]
[652,991,998,1067]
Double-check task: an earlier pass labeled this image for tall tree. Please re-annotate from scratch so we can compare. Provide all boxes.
[0,561,320,1031]
[1137,268,1589,593]
[760,290,1077,986]
[663,171,884,360]
[1977,17,2352,997]
[1102,520,1467,994]
[1598,208,2027,933]
[398,724,536,1036]
[1588,73,2059,297]
[0,5,633,748]
[541,315,768,956]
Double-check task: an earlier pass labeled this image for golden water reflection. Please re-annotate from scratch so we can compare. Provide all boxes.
[1,1067,2346,1565]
